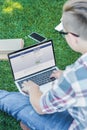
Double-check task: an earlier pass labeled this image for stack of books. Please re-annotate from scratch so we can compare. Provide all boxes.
[0,39,24,60]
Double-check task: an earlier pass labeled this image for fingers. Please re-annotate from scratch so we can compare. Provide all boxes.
[22,80,38,91]
[50,70,58,78]
[22,81,29,88]
[50,70,63,79]
[21,80,39,95]
[21,81,32,94]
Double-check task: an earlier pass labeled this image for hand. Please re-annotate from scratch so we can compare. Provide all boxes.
[22,80,43,114]
[22,80,39,95]
[50,70,63,79]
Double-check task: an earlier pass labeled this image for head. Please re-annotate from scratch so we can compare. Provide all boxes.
[56,0,87,54]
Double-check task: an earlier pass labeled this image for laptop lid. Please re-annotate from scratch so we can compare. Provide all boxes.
[8,40,56,81]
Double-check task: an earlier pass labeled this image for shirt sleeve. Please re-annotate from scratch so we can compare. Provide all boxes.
[40,67,77,114]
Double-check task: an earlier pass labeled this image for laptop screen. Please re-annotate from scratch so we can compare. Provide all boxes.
[8,40,55,80]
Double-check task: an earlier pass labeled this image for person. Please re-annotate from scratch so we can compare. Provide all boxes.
[0,0,87,129]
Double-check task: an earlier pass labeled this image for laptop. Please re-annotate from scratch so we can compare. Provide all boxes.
[8,40,58,95]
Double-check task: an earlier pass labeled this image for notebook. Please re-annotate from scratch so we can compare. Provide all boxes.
[8,40,58,95]
[0,39,24,60]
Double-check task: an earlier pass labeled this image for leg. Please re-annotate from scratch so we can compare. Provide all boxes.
[0,90,73,130]
[0,90,32,129]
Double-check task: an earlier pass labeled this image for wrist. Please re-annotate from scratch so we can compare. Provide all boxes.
[29,85,41,96]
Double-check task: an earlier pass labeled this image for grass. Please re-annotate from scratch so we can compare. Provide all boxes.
[0,0,80,129]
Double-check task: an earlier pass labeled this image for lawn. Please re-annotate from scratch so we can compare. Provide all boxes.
[0,0,80,130]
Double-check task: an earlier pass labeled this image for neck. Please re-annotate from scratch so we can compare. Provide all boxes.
[78,38,87,54]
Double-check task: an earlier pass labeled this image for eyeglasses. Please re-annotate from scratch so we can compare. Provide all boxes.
[55,22,79,38]
[58,31,79,37]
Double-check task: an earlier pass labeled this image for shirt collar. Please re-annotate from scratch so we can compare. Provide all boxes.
[78,53,87,67]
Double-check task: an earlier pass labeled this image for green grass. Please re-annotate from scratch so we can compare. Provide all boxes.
[0,0,80,129]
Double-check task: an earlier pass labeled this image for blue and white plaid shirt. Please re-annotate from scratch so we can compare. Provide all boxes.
[40,53,87,130]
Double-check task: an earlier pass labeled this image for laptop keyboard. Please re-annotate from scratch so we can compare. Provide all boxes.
[17,68,56,88]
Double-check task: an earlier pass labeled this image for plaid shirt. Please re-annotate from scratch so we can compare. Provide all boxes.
[40,53,87,130]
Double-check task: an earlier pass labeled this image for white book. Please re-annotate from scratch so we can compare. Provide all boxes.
[0,39,24,60]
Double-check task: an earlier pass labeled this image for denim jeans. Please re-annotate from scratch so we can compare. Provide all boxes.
[0,90,73,130]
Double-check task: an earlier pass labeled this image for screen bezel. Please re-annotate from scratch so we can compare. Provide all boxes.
[8,40,56,81]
